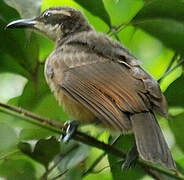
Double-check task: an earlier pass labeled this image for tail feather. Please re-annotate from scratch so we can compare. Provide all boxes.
[130,111,176,169]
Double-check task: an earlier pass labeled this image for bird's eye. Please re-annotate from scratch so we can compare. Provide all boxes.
[44,11,52,18]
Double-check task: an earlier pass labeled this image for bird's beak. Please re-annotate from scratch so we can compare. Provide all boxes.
[6,18,38,29]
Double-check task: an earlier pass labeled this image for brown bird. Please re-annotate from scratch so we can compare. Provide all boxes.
[6,6,176,169]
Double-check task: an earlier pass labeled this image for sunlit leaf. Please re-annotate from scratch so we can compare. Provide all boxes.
[0,73,27,103]
[0,123,18,154]
[104,0,144,26]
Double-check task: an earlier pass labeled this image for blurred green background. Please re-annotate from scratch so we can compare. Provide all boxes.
[0,0,184,179]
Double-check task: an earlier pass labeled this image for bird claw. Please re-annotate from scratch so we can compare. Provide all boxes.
[59,120,79,143]
[122,145,138,170]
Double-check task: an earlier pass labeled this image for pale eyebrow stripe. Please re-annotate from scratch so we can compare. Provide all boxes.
[49,10,71,16]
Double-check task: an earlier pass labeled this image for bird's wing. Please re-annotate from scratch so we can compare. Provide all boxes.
[49,45,167,131]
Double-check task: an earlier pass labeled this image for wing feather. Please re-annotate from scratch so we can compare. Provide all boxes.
[62,71,128,130]
[47,42,166,131]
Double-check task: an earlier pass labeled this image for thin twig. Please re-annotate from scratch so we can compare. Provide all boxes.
[111,28,121,42]
[165,53,179,73]
[158,53,179,83]
[82,135,121,177]
[82,152,106,177]
[158,58,184,82]
[0,102,184,179]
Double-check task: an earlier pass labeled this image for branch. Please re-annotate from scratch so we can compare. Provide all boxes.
[0,102,183,179]
[0,102,126,158]
[142,166,163,180]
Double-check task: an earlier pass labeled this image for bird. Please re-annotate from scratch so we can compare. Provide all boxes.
[6,6,176,170]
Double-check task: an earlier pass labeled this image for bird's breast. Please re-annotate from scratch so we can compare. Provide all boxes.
[44,56,95,123]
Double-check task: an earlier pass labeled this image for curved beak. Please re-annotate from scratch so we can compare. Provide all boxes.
[6,18,38,29]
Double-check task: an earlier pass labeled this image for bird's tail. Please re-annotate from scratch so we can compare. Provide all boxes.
[130,111,176,169]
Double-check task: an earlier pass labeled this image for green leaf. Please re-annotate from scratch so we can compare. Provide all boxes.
[73,0,111,27]
[0,159,36,180]
[0,2,29,76]
[0,123,18,154]
[108,135,144,180]
[65,168,82,180]
[18,65,49,110]
[19,127,56,140]
[165,75,184,107]
[25,32,40,72]
[58,141,90,171]
[134,0,184,22]
[0,2,41,78]
[38,35,54,62]
[168,113,184,152]
[18,142,32,156]
[104,0,144,26]
[32,136,60,167]
[176,158,184,172]
[0,53,29,78]
[34,93,70,122]
[133,0,184,54]
[0,73,27,103]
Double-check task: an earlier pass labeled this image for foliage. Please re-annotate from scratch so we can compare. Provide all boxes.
[0,0,184,179]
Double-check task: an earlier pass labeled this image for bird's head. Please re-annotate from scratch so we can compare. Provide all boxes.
[6,6,93,42]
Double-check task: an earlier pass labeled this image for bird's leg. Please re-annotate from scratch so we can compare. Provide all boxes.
[122,144,139,170]
[59,120,80,143]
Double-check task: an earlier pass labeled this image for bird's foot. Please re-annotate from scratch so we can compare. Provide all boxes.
[122,145,138,170]
[59,120,79,143]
